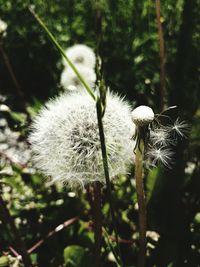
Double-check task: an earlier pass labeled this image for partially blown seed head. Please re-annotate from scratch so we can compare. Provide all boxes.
[29,91,135,188]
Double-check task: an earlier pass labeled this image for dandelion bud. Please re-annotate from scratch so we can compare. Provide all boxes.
[131,105,154,127]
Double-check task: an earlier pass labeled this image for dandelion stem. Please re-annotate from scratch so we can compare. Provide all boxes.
[29,7,96,101]
[93,182,102,267]
[135,140,147,267]
[96,99,124,267]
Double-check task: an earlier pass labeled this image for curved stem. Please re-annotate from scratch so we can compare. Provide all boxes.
[135,140,147,267]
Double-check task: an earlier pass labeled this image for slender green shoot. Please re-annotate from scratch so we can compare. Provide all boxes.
[96,98,124,267]
[29,7,96,101]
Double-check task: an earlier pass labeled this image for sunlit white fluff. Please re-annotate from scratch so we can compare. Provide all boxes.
[0,19,7,35]
[168,117,190,139]
[150,128,173,146]
[60,63,96,91]
[29,91,135,188]
[146,147,174,168]
[63,44,96,69]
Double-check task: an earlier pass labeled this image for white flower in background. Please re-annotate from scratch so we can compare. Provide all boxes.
[0,19,7,35]
[0,118,31,168]
[60,63,96,91]
[63,44,96,70]
[29,91,135,188]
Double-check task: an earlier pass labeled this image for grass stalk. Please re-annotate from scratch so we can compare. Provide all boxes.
[155,0,166,112]
[93,182,102,267]
[29,7,96,101]
[96,99,123,267]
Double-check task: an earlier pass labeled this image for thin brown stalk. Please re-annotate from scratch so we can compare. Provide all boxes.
[135,141,147,267]
[93,182,102,267]
[0,192,32,267]
[28,216,79,253]
[155,0,166,112]
[0,44,27,112]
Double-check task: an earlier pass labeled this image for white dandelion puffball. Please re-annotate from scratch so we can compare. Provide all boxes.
[63,44,96,69]
[60,63,96,91]
[0,19,7,35]
[29,91,136,188]
[131,105,154,126]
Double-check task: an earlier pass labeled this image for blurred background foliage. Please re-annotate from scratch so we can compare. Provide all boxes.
[0,0,200,266]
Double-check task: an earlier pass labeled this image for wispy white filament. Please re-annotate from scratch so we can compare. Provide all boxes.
[146,147,174,168]
[29,91,135,188]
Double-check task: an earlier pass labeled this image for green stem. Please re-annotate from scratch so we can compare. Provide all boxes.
[29,7,96,101]
[135,140,147,267]
[96,100,123,267]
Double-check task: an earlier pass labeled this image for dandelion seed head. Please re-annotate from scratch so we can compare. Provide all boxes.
[131,105,154,126]
[60,64,96,91]
[63,44,96,69]
[29,91,136,189]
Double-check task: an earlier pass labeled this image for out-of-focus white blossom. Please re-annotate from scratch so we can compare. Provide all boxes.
[60,63,96,91]
[0,118,31,167]
[0,19,7,36]
[63,44,96,70]
[29,91,135,188]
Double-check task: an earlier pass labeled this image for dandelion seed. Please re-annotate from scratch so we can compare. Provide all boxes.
[169,117,191,139]
[63,44,96,70]
[60,63,96,91]
[150,128,173,146]
[146,147,174,168]
[29,91,135,188]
